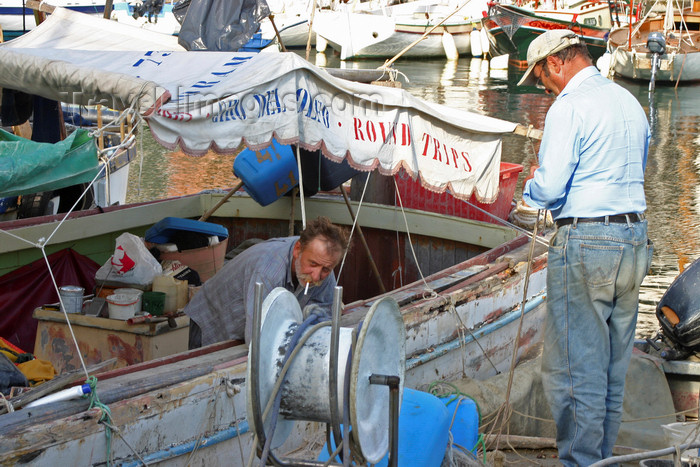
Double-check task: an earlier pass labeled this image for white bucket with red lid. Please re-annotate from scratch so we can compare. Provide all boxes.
[106,293,140,320]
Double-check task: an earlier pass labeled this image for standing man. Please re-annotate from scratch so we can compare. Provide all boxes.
[185,216,349,348]
[519,30,652,466]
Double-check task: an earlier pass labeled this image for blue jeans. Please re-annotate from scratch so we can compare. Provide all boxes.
[542,219,652,466]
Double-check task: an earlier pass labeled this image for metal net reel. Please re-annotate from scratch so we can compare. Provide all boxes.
[246,285,406,465]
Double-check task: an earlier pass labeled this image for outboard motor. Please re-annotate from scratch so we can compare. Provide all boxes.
[647,31,666,92]
[654,257,700,359]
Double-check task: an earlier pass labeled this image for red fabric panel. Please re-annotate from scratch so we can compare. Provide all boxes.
[0,249,99,352]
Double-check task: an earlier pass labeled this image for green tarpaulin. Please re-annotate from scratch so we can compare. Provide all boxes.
[0,129,99,197]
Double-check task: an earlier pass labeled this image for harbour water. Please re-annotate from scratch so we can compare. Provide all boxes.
[126,50,700,339]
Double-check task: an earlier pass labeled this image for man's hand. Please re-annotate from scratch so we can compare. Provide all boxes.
[524,164,539,184]
[521,164,539,208]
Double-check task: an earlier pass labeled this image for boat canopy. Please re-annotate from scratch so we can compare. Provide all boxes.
[0,128,99,198]
[0,8,519,202]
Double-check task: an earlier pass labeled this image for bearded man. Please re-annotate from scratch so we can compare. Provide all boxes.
[185,216,349,348]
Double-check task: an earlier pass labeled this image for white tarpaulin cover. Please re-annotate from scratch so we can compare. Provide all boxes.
[0,8,519,202]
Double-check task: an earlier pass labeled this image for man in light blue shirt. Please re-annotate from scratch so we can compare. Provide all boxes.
[519,30,652,466]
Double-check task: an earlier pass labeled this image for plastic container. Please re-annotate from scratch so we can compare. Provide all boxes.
[394,162,524,224]
[233,139,299,206]
[439,395,479,453]
[106,293,140,320]
[142,291,166,316]
[25,383,92,408]
[145,217,229,244]
[239,32,274,52]
[661,422,700,458]
[318,388,450,466]
[59,285,84,314]
[152,275,188,314]
[114,288,143,313]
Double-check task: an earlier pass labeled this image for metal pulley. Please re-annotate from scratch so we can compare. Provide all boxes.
[246,286,406,465]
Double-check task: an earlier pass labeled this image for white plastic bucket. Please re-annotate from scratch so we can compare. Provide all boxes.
[661,421,700,458]
[106,293,140,320]
[113,288,143,313]
[59,286,84,314]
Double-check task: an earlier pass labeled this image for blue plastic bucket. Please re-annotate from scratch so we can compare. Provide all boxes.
[318,388,450,466]
[233,140,299,206]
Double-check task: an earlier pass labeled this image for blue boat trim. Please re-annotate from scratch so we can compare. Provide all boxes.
[120,420,250,467]
[406,291,547,370]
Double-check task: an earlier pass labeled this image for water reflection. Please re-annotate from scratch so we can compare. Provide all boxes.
[125,135,239,204]
[128,50,700,338]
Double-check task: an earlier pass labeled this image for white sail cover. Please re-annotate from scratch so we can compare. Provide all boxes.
[0,8,519,202]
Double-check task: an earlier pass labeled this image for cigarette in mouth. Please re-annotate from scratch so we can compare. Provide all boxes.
[304,282,309,295]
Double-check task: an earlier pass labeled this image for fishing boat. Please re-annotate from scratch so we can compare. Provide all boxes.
[481,1,614,66]
[312,0,482,60]
[606,0,700,85]
[0,6,552,465]
[0,191,549,465]
[258,0,319,48]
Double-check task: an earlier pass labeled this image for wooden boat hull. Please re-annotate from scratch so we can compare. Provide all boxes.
[481,3,609,65]
[0,192,548,465]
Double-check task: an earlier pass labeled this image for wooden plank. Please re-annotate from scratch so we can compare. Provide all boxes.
[513,124,543,140]
[340,235,533,326]
[33,308,189,336]
[88,340,242,383]
[25,0,55,13]
[0,358,118,414]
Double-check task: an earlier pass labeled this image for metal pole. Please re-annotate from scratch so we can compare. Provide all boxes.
[250,282,267,454]
[339,188,386,294]
[328,287,344,461]
[289,188,297,236]
[198,180,244,222]
[369,374,401,467]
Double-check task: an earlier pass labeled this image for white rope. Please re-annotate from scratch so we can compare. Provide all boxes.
[393,177,435,294]
[40,245,90,378]
[226,379,247,467]
[0,228,43,248]
[509,200,554,232]
[296,145,307,230]
[0,393,15,413]
[336,172,371,282]
[460,197,550,247]
[101,421,150,466]
[137,121,145,202]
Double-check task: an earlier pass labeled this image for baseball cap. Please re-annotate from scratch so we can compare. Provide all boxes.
[517,30,582,86]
